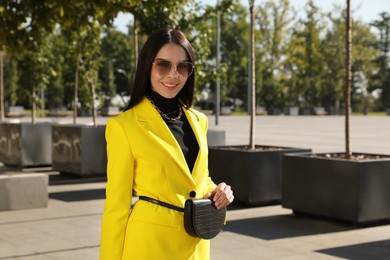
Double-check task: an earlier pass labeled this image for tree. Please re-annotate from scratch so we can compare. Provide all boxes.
[370,12,390,110]
[0,0,59,122]
[300,0,324,108]
[321,5,379,113]
[255,0,294,110]
[285,0,325,110]
[3,56,18,107]
[130,0,191,34]
[99,27,133,108]
[59,1,139,125]
[187,1,233,107]
[45,31,66,110]
[219,2,249,111]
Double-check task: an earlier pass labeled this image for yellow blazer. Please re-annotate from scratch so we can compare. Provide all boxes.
[100,97,217,260]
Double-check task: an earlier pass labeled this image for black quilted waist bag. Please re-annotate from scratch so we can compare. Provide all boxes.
[184,198,226,239]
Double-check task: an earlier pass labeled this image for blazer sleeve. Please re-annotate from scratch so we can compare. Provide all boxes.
[203,114,218,193]
[100,118,134,260]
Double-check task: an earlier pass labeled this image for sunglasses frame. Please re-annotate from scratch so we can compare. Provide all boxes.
[152,58,195,78]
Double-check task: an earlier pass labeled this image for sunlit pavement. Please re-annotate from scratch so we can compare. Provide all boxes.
[1,114,390,259]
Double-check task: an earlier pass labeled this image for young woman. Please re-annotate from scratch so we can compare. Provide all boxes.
[100,28,234,260]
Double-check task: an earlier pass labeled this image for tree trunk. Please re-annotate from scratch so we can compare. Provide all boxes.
[32,86,36,124]
[345,0,352,158]
[73,59,79,124]
[87,71,97,127]
[249,0,256,150]
[215,0,221,125]
[133,17,138,70]
[0,52,4,121]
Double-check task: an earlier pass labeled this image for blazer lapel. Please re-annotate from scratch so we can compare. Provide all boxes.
[182,108,207,181]
[134,98,195,185]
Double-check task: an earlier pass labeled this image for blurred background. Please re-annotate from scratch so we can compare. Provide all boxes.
[1,0,389,119]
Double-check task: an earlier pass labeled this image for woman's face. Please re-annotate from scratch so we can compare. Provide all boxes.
[150,43,192,99]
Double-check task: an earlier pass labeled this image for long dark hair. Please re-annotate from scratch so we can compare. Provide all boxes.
[125,29,196,110]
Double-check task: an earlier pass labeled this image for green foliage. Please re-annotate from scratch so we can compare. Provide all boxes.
[320,6,381,113]
[291,0,325,108]
[99,27,134,108]
[45,31,67,109]
[3,56,18,106]
[370,12,390,109]
[1,0,389,116]
[256,0,294,109]
[219,2,249,108]
[0,0,59,54]
[130,0,197,34]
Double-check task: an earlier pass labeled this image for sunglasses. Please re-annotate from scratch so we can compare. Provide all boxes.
[152,59,194,78]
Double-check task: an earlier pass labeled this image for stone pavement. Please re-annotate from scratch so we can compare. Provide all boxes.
[0,115,390,259]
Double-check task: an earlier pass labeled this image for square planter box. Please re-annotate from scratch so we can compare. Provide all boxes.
[47,107,69,117]
[282,152,390,224]
[5,106,24,117]
[284,107,299,116]
[208,145,311,206]
[52,124,106,176]
[256,106,267,115]
[267,108,282,115]
[0,122,52,167]
[220,106,232,115]
[0,173,48,211]
[101,106,121,116]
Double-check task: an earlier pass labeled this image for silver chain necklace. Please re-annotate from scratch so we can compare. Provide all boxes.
[146,96,183,121]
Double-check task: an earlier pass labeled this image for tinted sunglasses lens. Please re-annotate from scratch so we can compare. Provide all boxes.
[177,62,193,77]
[155,60,172,75]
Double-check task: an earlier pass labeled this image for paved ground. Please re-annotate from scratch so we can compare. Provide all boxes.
[1,115,390,259]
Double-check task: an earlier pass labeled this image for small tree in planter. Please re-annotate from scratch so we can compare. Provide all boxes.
[51,3,121,176]
[0,2,59,167]
[208,0,310,206]
[282,0,390,224]
[98,27,130,117]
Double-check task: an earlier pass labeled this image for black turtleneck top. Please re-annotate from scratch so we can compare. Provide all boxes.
[147,90,199,173]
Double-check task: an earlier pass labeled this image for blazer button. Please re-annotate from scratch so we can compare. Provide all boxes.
[189,191,196,198]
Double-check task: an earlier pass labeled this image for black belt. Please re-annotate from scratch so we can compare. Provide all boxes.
[138,196,184,212]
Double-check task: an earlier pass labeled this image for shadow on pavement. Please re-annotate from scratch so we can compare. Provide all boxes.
[49,172,107,185]
[49,188,106,202]
[223,213,358,240]
[316,239,390,259]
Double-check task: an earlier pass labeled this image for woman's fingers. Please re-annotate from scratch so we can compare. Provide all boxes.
[213,183,234,209]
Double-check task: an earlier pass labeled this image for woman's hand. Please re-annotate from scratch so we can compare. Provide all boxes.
[206,182,234,209]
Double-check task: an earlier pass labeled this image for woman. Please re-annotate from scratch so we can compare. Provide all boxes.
[100,28,234,260]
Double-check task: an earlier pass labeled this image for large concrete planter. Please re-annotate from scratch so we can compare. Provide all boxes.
[208,145,311,206]
[101,106,121,116]
[282,152,390,224]
[256,106,267,115]
[5,106,24,117]
[52,124,106,176]
[220,106,232,115]
[0,122,52,167]
[284,107,299,116]
[0,173,48,211]
[267,108,282,115]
